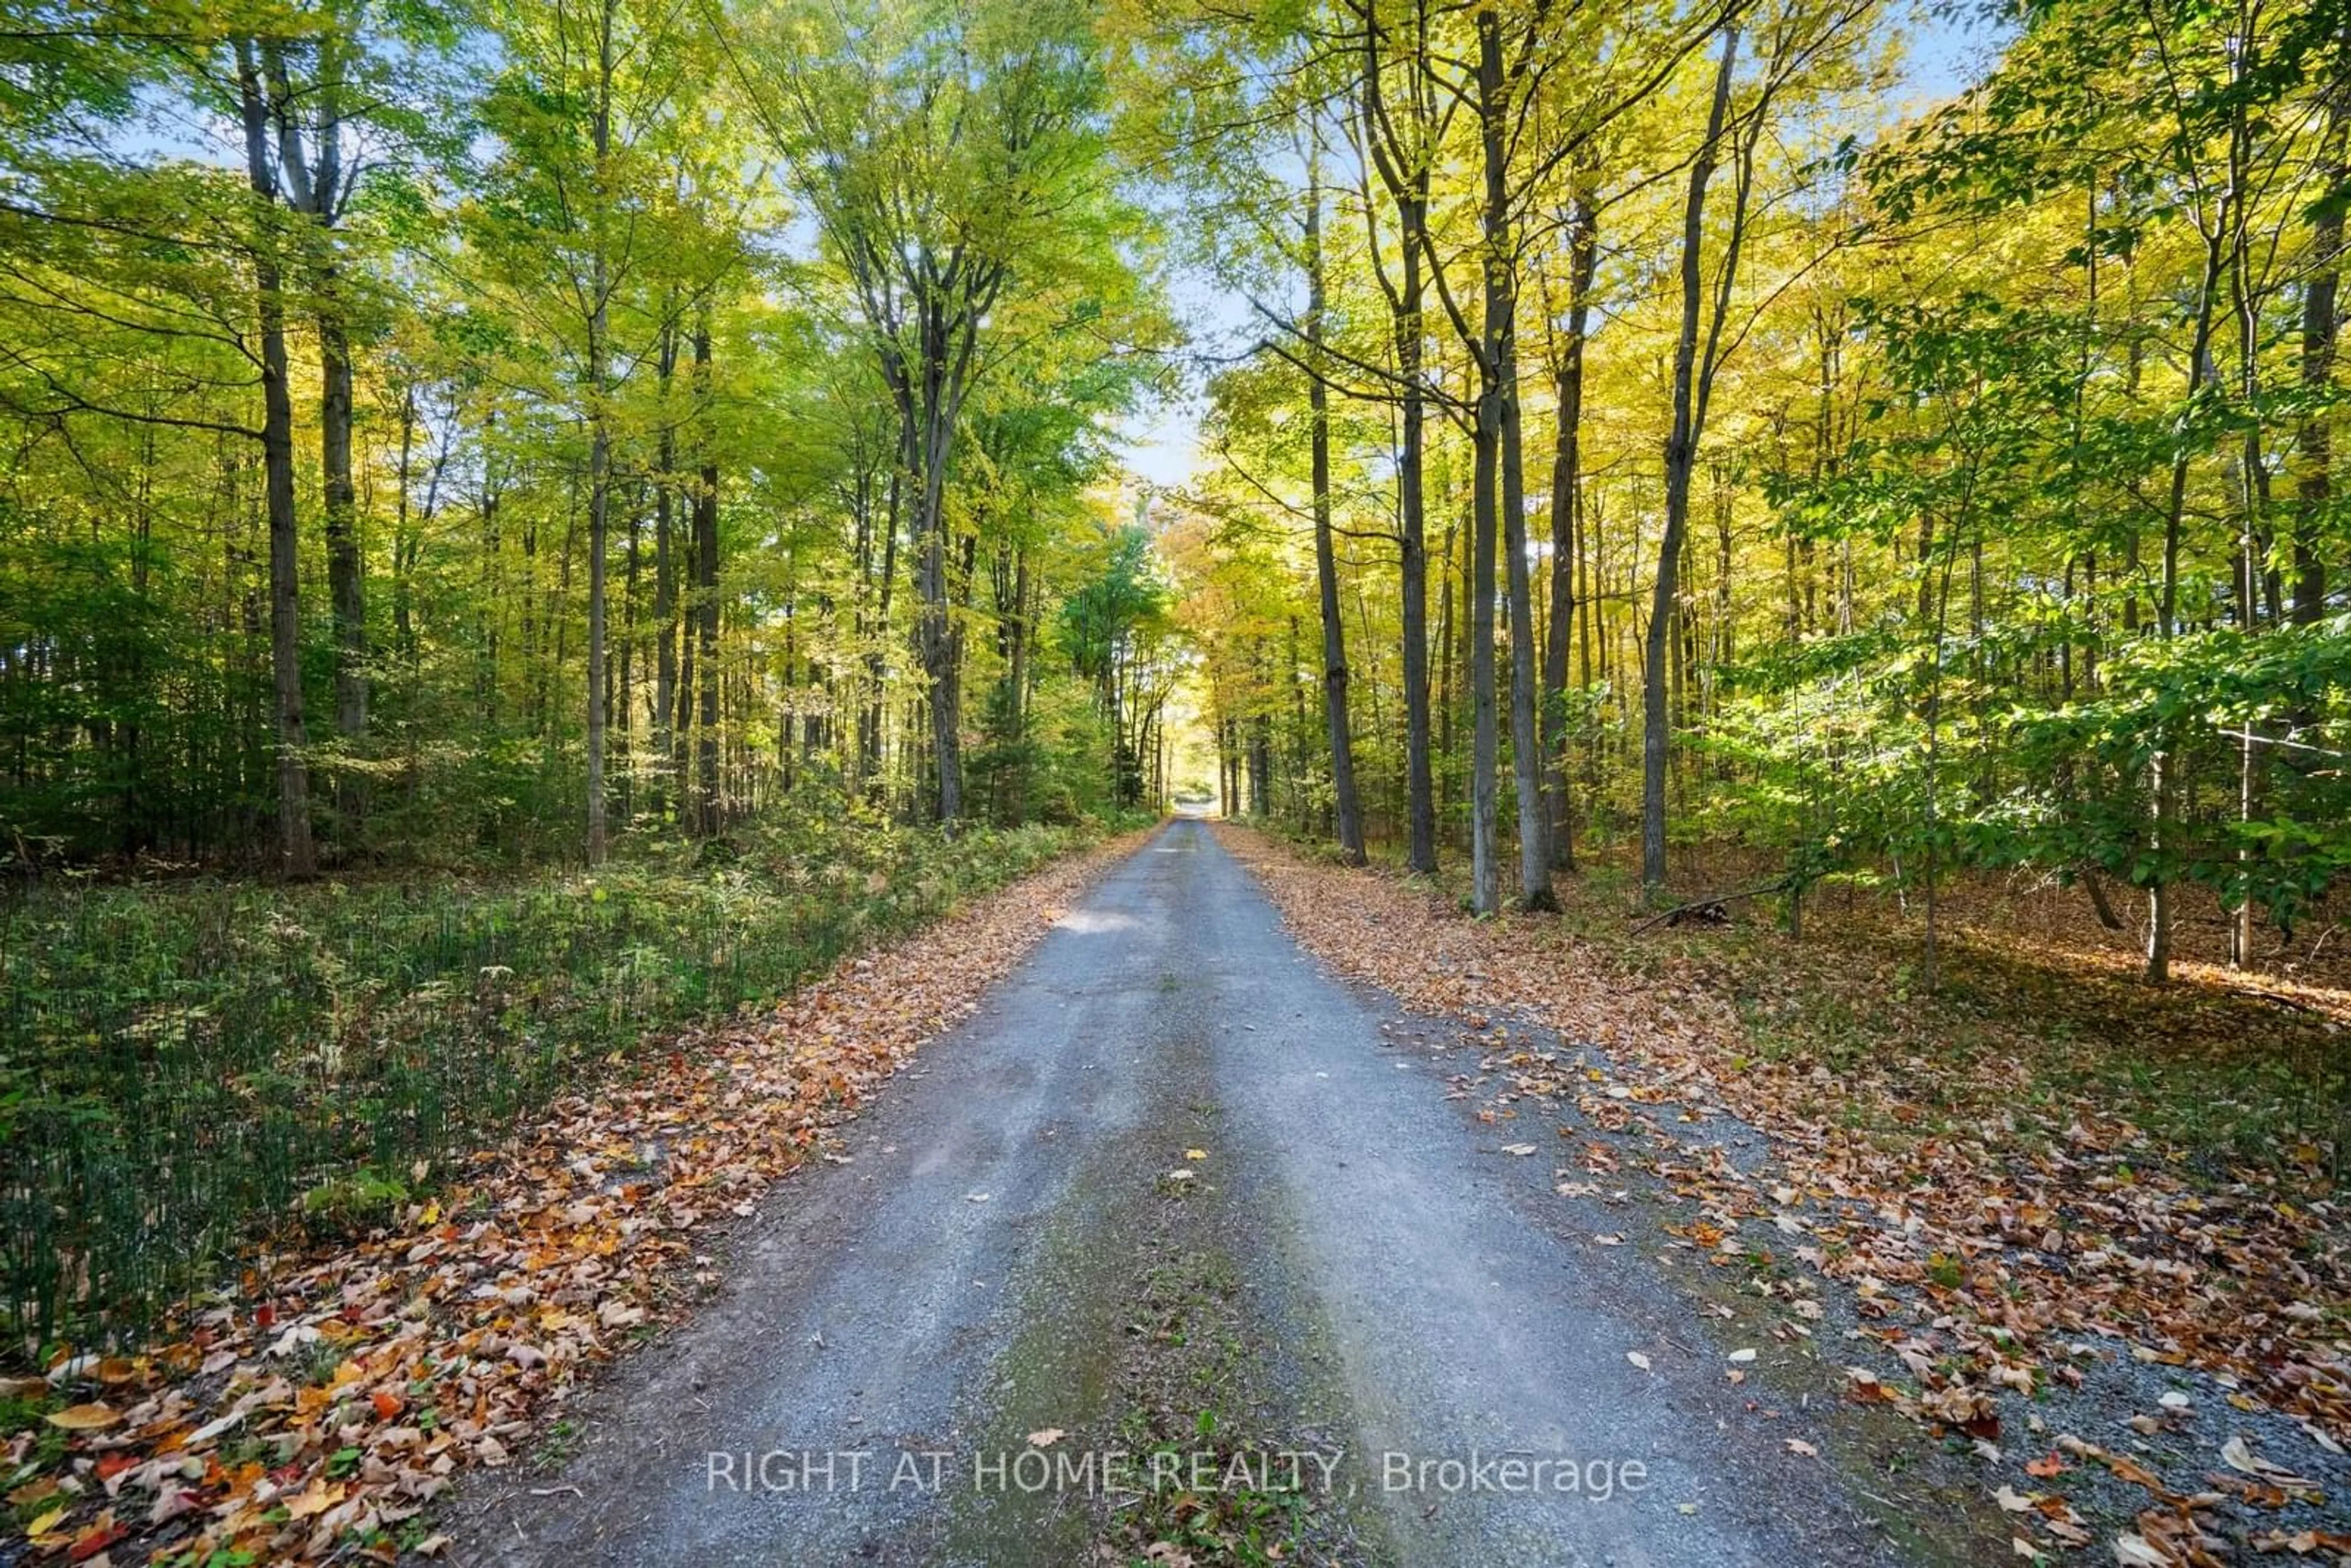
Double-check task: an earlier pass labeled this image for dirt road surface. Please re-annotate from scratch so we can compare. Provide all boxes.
[460,819,1963,1567]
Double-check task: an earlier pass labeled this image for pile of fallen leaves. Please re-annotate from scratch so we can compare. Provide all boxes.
[1218,827,2351,1565]
[2,830,1147,1567]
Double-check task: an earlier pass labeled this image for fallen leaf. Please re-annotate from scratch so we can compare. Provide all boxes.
[66,1517,124,1563]
[44,1403,121,1431]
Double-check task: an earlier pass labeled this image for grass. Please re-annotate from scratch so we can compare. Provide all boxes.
[0,793,1131,1358]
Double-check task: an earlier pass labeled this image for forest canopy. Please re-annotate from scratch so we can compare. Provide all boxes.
[0,0,1184,874]
[1137,0,2351,988]
[0,0,2345,991]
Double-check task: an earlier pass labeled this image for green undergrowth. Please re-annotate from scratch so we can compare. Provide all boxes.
[1,794,1141,1357]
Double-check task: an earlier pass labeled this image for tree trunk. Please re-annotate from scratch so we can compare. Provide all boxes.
[1305,170,1366,865]
[260,34,367,835]
[2295,23,2346,627]
[1643,26,1739,896]
[582,13,615,866]
[2147,54,2247,984]
[1394,204,1436,876]
[319,305,366,828]
[653,322,679,817]
[587,423,610,861]
[1479,7,1551,909]
[694,310,722,836]
[236,41,316,878]
[1542,184,1597,876]
[917,459,961,826]
[1469,402,1501,910]
[1251,711,1272,816]
[1362,4,1437,874]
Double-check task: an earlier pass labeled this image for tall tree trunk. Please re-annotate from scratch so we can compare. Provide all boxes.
[582,10,615,866]
[1005,546,1032,823]
[2147,50,2248,983]
[1305,168,1366,865]
[587,422,610,861]
[693,309,721,836]
[236,41,315,878]
[860,445,902,798]
[392,389,415,684]
[908,324,966,827]
[1361,0,1437,874]
[1396,316,1436,873]
[1251,709,1272,817]
[1542,181,1597,875]
[1477,6,1551,907]
[1469,396,1500,913]
[1643,26,1739,895]
[653,322,679,817]
[260,34,368,832]
[917,459,961,826]
[2295,23,2347,627]
[319,306,366,826]
[1437,490,1457,757]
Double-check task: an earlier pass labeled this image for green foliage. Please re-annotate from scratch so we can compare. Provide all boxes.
[0,787,1103,1352]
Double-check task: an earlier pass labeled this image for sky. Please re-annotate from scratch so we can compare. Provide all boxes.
[1111,1,2007,496]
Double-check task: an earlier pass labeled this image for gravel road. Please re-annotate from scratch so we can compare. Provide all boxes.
[458,818,1962,1567]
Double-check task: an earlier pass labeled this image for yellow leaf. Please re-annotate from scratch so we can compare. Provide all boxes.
[284,1482,341,1520]
[44,1402,120,1431]
[24,1504,67,1538]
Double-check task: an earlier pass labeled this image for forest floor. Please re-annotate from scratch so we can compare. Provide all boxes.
[1222,826,2351,1566]
[8,819,2345,1568]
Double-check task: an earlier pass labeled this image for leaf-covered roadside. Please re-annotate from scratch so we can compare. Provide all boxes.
[0,828,1151,1568]
[1217,826,2351,1566]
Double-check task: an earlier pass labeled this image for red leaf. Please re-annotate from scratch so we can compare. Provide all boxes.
[69,1523,126,1563]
